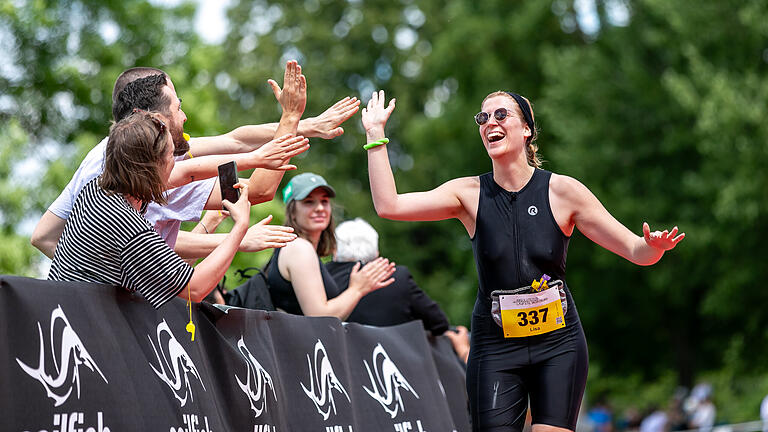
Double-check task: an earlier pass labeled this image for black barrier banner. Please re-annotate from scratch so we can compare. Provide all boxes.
[0,276,470,432]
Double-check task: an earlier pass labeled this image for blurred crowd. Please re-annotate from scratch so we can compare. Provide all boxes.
[579,383,720,432]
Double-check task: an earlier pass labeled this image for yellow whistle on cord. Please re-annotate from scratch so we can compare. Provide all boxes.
[183,132,191,142]
[186,321,196,341]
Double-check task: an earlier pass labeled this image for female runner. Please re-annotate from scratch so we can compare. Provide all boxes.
[361,90,684,432]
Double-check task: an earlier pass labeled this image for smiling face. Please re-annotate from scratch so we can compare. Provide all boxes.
[479,95,532,160]
[292,188,332,236]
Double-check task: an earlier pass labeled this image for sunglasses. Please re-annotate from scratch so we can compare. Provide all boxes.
[474,108,513,126]
[149,116,168,150]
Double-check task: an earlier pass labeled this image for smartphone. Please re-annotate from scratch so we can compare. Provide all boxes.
[218,161,240,206]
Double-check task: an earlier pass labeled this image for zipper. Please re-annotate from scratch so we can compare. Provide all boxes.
[510,192,521,287]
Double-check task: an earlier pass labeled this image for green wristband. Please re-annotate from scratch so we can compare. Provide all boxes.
[363,138,389,150]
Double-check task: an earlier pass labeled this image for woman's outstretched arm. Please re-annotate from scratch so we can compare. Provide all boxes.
[551,174,685,266]
[363,90,477,229]
[278,238,395,320]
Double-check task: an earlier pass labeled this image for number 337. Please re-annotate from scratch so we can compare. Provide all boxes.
[517,308,548,326]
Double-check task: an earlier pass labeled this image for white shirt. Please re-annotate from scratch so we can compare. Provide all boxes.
[48,137,215,249]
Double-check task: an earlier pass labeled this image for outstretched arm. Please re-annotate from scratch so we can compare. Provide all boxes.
[174,214,296,260]
[168,134,309,190]
[279,239,394,320]
[187,96,359,156]
[551,174,685,266]
[246,60,308,202]
[182,183,250,302]
[363,90,477,231]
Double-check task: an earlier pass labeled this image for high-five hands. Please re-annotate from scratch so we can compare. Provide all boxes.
[361,90,396,134]
[252,134,310,171]
[268,60,307,117]
[306,96,361,139]
[239,215,297,252]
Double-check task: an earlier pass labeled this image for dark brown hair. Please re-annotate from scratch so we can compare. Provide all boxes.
[482,91,542,168]
[100,111,171,205]
[112,67,168,105]
[284,200,337,257]
[112,73,172,122]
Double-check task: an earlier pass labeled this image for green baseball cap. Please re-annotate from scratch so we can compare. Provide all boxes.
[282,172,337,203]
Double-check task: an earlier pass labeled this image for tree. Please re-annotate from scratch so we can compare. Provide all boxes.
[540,0,768,395]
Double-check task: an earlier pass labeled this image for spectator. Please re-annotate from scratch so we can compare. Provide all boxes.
[689,394,715,432]
[49,111,251,307]
[443,325,471,364]
[666,397,688,431]
[266,173,395,319]
[204,284,227,305]
[32,62,358,260]
[639,407,667,432]
[616,407,642,432]
[325,217,450,335]
[586,399,613,432]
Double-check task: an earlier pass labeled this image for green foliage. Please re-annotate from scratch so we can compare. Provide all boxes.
[3,0,768,420]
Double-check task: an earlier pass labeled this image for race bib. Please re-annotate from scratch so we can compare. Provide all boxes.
[499,288,565,338]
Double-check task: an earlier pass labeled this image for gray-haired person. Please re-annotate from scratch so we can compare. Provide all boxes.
[325,218,450,335]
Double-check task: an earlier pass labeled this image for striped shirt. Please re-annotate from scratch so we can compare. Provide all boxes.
[49,178,194,309]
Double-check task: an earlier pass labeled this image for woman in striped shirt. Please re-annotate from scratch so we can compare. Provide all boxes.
[49,111,251,308]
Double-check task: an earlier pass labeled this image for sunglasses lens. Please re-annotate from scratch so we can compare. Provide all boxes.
[475,112,489,125]
[494,108,508,121]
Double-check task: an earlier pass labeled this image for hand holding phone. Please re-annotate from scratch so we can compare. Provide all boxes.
[218,161,240,207]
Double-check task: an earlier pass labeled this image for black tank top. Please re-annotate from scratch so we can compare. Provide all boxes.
[472,169,569,307]
[266,248,342,315]
[471,169,581,353]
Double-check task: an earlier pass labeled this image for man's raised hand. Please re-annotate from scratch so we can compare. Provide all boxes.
[268,60,307,118]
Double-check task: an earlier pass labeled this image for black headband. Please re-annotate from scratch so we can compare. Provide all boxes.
[505,92,534,143]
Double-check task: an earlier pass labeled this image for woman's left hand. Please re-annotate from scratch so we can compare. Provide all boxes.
[643,222,685,251]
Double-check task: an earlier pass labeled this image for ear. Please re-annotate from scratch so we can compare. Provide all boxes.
[523,126,532,138]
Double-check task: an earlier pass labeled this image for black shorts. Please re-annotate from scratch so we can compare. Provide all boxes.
[466,318,588,432]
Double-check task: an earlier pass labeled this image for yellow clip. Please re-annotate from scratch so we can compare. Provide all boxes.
[531,277,550,292]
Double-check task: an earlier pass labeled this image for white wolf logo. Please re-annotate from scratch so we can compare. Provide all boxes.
[363,343,419,418]
[147,319,206,407]
[235,336,277,418]
[300,339,350,420]
[16,305,108,407]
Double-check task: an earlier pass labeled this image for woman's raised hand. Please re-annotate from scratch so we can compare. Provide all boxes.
[348,257,396,296]
[223,182,251,227]
[361,90,396,135]
[643,222,685,251]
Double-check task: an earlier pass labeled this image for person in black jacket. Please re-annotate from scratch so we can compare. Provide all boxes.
[325,217,450,335]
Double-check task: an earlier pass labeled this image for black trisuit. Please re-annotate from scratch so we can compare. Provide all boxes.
[467,169,588,431]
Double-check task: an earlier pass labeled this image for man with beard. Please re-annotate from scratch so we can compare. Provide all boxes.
[31,62,360,260]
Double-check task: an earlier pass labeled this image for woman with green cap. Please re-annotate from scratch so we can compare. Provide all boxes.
[266,172,396,319]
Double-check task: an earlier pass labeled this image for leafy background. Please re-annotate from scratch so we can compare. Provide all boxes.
[2,0,768,423]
